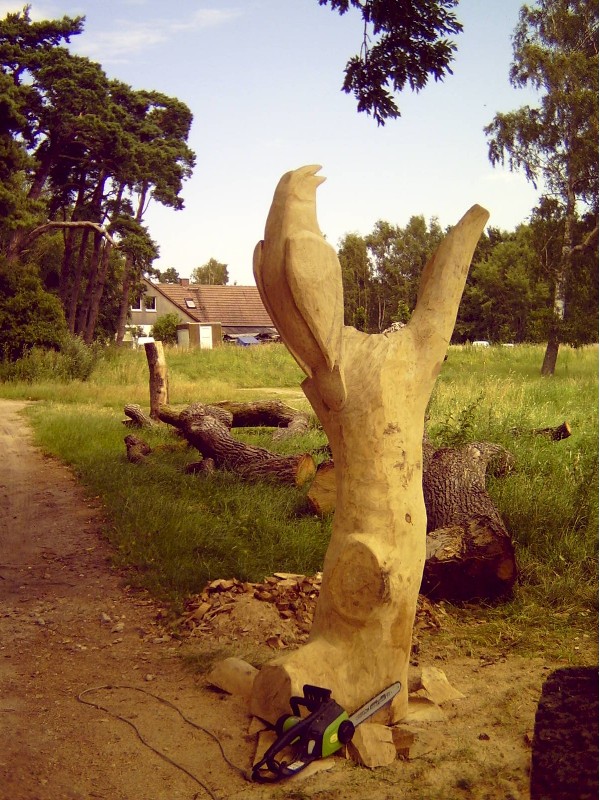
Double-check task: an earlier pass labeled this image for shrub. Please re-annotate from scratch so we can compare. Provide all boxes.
[151,313,180,344]
[0,269,68,360]
[0,334,101,383]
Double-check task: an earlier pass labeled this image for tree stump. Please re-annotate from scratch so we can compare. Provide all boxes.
[144,340,169,420]
[250,164,489,723]
[421,440,516,599]
[530,667,599,800]
[124,434,152,463]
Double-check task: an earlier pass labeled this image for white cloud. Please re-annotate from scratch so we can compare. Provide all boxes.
[77,25,167,61]
[75,8,242,63]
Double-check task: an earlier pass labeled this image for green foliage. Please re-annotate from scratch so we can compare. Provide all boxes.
[0,333,100,383]
[456,225,552,343]
[155,267,180,284]
[191,258,229,285]
[428,392,485,447]
[337,215,444,332]
[319,0,463,124]
[484,0,599,372]
[0,7,195,347]
[151,313,180,344]
[0,263,68,359]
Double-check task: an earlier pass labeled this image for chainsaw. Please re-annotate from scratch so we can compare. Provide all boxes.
[251,681,401,782]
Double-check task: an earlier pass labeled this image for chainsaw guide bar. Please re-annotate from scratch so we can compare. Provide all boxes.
[251,681,401,782]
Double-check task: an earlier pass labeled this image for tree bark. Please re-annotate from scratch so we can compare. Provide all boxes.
[421,440,516,600]
[144,341,169,420]
[122,404,155,428]
[158,404,316,487]
[124,434,152,463]
[211,400,310,438]
[510,420,571,441]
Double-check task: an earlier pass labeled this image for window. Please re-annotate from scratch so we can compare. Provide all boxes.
[131,296,142,311]
[144,296,157,311]
[185,298,196,309]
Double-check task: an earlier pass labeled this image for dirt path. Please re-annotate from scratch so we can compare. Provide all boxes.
[0,400,552,800]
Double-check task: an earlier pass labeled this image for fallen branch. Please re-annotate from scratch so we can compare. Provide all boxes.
[510,421,571,441]
[158,403,316,486]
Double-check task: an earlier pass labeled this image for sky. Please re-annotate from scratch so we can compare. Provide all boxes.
[2,0,543,285]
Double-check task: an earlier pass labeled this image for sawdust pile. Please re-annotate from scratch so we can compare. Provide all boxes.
[173,573,445,651]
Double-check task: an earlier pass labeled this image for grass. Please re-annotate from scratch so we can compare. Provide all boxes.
[1,341,597,663]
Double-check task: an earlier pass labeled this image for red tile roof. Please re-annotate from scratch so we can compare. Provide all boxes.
[151,282,274,328]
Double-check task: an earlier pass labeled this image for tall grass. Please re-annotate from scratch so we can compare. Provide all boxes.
[1,342,597,661]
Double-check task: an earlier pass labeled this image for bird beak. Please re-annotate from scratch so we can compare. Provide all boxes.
[300,164,326,186]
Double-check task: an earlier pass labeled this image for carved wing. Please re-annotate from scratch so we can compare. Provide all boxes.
[284,231,343,372]
[253,238,313,376]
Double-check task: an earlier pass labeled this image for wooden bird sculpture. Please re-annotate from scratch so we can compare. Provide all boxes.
[253,165,346,411]
[251,164,489,726]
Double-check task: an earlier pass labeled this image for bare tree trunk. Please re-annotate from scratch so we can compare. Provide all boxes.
[75,231,103,336]
[84,241,113,344]
[541,183,575,377]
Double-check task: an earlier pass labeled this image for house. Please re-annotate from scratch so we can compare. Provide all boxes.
[128,278,277,346]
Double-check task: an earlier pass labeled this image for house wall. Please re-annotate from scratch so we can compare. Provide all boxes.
[129,287,193,330]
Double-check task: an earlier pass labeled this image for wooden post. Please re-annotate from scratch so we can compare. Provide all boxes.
[250,165,489,724]
[144,341,169,420]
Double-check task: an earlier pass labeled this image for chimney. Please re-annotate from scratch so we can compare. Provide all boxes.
[180,278,189,287]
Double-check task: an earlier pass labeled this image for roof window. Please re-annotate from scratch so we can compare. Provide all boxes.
[185,298,196,308]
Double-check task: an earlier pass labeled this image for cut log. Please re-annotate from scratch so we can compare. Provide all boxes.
[510,420,572,441]
[305,460,336,515]
[421,441,516,600]
[159,403,316,487]
[206,657,258,701]
[346,723,397,768]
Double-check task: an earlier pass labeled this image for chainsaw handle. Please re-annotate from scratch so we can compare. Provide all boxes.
[251,716,310,783]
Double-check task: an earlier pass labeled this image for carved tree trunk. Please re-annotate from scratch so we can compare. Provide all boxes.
[249,164,489,724]
[307,443,517,601]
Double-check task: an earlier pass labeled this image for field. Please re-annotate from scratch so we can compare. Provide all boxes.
[0,341,597,665]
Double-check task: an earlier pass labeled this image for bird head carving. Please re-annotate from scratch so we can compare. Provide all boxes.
[265,164,325,241]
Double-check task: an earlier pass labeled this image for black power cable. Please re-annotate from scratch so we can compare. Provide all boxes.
[77,684,250,800]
